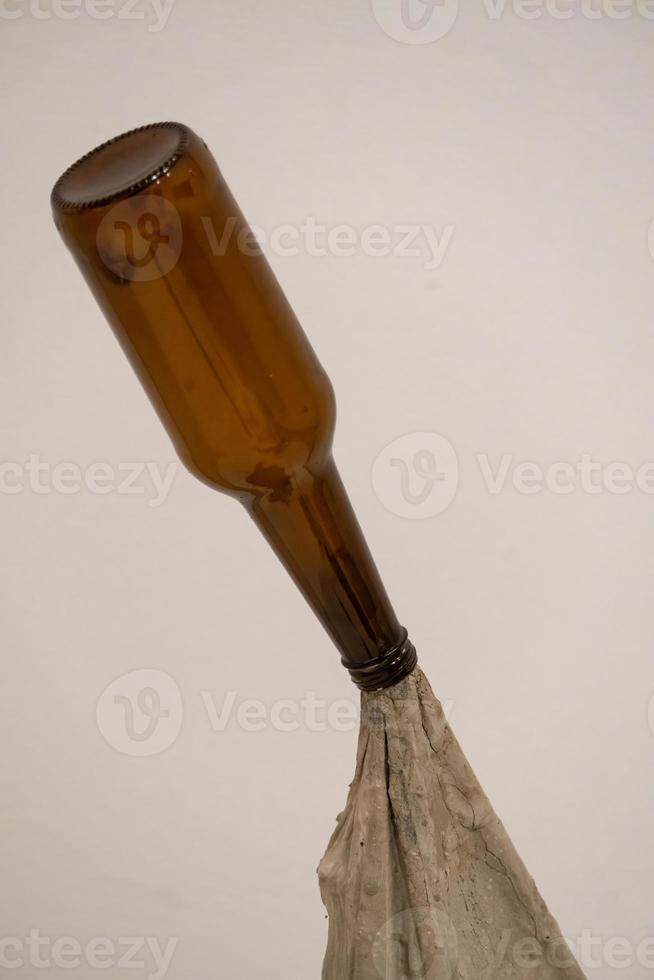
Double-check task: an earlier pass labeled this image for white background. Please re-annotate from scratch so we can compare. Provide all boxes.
[1,2,653,977]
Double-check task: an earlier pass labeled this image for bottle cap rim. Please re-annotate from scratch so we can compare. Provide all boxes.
[51,121,191,213]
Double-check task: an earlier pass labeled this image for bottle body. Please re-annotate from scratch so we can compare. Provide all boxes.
[52,122,416,688]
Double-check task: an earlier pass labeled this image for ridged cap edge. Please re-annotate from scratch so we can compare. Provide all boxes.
[51,121,192,213]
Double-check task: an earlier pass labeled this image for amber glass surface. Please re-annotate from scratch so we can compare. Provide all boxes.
[51,122,416,689]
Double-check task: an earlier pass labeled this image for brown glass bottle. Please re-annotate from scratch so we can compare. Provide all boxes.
[51,122,416,690]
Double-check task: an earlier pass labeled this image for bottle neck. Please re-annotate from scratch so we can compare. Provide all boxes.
[246,456,417,690]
